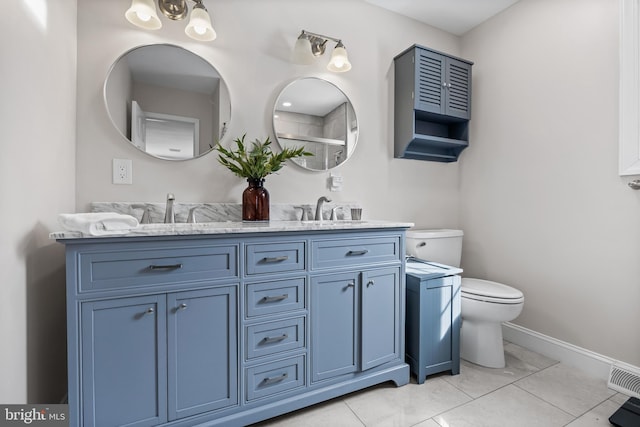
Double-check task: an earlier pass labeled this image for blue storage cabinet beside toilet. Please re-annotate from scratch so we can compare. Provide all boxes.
[405,261,461,384]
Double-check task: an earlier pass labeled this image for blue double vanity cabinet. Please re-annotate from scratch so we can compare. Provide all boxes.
[56,221,413,426]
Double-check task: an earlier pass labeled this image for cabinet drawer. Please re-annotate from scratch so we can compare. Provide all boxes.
[246,242,306,275]
[246,317,305,360]
[79,245,238,292]
[246,278,305,318]
[246,356,305,401]
[312,236,401,270]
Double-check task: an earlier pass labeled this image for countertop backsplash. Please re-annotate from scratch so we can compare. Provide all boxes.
[91,201,362,224]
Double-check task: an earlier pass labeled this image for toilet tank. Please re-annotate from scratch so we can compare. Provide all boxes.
[406,229,464,267]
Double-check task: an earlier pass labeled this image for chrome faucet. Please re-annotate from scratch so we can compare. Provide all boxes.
[315,196,331,221]
[187,206,198,224]
[164,193,175,223]
[131,204,152,224]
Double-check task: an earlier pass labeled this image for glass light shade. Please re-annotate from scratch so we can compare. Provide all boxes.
[292,37,314,65]
[327,45,352,72]
[125,0,162,30]
[185,7,216,41]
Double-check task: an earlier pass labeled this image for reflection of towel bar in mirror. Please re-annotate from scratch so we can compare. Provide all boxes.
[276,132,345,146]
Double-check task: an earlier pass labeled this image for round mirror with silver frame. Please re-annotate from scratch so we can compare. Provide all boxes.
[273,77,358,171]
[104,44,231,161]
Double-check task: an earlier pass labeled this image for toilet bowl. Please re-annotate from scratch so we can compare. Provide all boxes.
[460,278,524,368]
[405,229,525,369]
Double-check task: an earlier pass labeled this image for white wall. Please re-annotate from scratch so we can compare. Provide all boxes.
[0,0,77,402]
[76,0,462,228]
[461,0,640,366]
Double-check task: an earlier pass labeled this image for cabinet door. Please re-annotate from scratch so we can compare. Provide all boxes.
[361,268,401,371]
[81,296,167,427]
[167,286,238,421]
[311,272,359,382]
[414,48,447,114]
[444,57,472,119]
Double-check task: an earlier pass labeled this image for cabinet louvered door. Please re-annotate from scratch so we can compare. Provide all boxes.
[445,58,472,119]
[415,49,446,114]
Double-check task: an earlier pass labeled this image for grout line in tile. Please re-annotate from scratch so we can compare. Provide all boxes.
[511,380,577,423]
[342,398,367,427]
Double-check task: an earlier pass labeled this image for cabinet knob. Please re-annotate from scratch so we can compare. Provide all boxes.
[144,307,155,315]
[367,280,375,287]
[442,82,447,87]
[179,303,188,310]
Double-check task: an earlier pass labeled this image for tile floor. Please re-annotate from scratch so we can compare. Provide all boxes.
[253,341,630,427]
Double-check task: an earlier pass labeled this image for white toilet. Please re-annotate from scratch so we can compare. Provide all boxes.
[406,229,524,368]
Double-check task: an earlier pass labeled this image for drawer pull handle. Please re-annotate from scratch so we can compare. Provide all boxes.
[262,334,288,344]
[261,294,288,303]
[263,256,289,263]
[262,373,288,385]
[347,249,369,256]
[149,263,183,271]
[179,303,188,310]
[144,307,155,315]
[367,280,375,287]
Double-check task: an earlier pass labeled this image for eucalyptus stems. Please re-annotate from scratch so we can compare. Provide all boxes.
[214,134,312,180]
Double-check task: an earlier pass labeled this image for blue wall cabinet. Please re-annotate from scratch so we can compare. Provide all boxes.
[60,228,409,426]
[405,274,461,384]
[394,44,473,162]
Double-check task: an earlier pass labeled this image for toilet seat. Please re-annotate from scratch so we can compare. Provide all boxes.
[461,278,524,304]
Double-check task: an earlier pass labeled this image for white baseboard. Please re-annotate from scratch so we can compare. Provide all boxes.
[501,322,636,382]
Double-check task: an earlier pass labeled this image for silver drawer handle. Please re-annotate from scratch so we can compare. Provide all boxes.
[144,307,155,315]
[148,263,183,271]
[346,249,368,256]
[262,373,288,385]
[179,303,188,310]
[261,294,288,303]
[263,256,289,263]
[261,334,288,344]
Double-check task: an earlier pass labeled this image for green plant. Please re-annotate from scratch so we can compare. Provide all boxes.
[214,134,312,179]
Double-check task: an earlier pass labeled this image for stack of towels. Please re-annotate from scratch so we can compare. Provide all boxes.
[58,212,139,236]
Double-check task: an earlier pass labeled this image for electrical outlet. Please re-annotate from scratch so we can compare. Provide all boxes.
[113,159,132,184]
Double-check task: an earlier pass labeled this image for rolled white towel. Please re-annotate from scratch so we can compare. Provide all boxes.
[58,212,139,236]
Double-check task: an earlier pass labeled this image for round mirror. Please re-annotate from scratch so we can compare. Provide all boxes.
[104,44,231,160]
[273,77,358,171]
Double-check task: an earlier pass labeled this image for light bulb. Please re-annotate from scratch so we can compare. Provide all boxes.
[125,0,162,30]
[185,6,216,41]
[136,11,151,21]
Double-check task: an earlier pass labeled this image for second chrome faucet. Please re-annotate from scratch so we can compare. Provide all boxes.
[315,196,331,221]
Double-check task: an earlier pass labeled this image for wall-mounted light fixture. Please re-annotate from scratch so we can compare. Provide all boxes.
[292,30,352,73]
[125,0,216,42]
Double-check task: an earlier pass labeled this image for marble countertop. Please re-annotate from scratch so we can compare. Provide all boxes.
[51,220,414,240]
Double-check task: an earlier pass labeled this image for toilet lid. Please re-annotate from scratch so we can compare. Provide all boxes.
[461,278,524,304]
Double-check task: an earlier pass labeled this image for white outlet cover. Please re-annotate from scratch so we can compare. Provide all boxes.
[113,158,132,184]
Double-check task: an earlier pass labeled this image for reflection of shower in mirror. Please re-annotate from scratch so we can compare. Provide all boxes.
[272,77,358,172]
